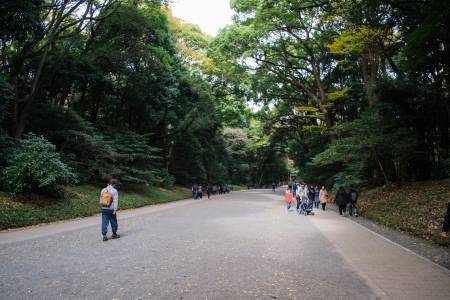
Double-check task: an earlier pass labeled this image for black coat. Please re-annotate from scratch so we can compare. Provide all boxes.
[334,189,349,206]
[348,188,358,203]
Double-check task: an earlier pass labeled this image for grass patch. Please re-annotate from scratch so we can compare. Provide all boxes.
[358,179,450,246]
[0,185,191,230]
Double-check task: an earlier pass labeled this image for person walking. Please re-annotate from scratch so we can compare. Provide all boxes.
[348,186,359,217]
[296,184,304,212]
[192,184,197,199]
[207,184,212,199]
[100,179,120,241]
[319,186,328,211]
[292,182,298,197]
[197,184,203,199]
[314,186,320,209]
[285,187,293,210]
[441,202,450,238]
[335,186,349,216]
[308,185,315,210]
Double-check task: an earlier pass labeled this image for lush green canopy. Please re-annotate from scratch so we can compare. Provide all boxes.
[1,0,448,195]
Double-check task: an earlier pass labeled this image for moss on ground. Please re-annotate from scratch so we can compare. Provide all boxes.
[358,179,450,246]
[0,185,191,229]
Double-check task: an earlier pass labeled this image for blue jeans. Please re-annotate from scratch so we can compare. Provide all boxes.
[101,209,118,236]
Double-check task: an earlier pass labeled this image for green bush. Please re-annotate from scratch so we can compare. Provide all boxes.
[154,169,176,187]
[1,133,78,196]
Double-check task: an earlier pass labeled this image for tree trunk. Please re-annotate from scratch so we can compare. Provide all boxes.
[14,45,50,138]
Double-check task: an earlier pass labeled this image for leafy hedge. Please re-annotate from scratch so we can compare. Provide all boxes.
[0,185,191,229]
[1,134,77,196]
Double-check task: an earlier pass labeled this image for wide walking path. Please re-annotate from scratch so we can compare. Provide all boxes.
[0,189,449,299]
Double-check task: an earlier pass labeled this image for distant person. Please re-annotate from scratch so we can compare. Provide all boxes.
[335,186,349,216]
[192,184,197,199]
[319,186,328,211]
[207,184,212,199]
[99,179,120,241]
[441,202,450,238]
[308,185,315,209]
[285,187,293,210]
[298,184,304,196]
[292,182,298,197]
[272,182,276,192]
[197,184,203,199]
[303,184,310,201]
[348,186,359,217]
[296,184,304,212]
[301,184,310,209]
[314,186,320,209]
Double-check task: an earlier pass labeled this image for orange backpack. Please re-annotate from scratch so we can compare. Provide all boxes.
[99,191,113,207]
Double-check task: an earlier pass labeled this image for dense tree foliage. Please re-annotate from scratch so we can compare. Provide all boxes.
[3,0,445,196]
[214,0,450,190]
[0,0,288,196]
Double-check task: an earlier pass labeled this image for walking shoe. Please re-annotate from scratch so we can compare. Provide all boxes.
[112,233,120,239]
[102,236,108,242]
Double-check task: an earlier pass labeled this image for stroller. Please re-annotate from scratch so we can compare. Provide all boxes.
[299,196,314,216]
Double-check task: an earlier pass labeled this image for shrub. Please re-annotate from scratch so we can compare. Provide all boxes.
[1,133,78,196]
[154,169,175,187]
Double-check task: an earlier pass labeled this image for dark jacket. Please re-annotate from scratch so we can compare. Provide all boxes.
[348,188,358,204]
[334,188,349,206]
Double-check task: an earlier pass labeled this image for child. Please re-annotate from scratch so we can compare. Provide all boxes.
[285,188,293,210]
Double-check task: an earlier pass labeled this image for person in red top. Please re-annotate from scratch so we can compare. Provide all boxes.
[285,187,293,210]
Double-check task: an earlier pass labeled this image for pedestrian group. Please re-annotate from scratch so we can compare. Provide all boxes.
[285,182,359,217]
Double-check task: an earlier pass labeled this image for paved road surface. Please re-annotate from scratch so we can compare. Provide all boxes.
[1,189,449,299]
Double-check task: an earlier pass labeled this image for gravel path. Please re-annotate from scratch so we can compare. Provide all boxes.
[0,189,449,299]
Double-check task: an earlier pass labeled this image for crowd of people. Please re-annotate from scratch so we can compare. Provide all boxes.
[97,178,450,242]
[191,183,232,199]
[284,182,359,217]
[283,182,450,242]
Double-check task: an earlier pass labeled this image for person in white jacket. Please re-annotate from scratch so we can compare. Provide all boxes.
[101,179,120,241]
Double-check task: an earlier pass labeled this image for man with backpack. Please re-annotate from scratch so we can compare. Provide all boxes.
[348,186,359,217]
[99,179,120,241]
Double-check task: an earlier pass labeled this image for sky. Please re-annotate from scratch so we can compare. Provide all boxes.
[170,0,234,36]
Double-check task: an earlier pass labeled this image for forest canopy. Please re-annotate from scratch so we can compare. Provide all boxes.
[0,0,287,195]
[1,0,449,195]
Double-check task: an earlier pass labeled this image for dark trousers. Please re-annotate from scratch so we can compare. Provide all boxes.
[207,192,211,199]
[296,198,301,210]
[321,203,326,210]
[338,205,347,215]
[443,202,450,233]
[349,202,357,216]
[198,192,202,199]
[102,209,118,236]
